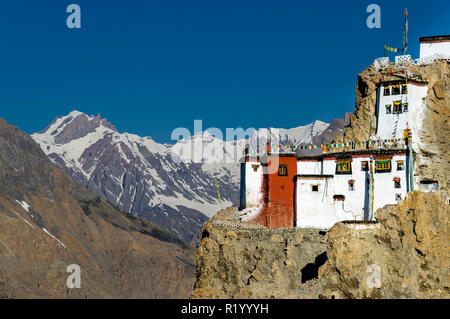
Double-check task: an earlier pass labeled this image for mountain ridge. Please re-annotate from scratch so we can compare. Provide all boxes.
[0,117,195,298]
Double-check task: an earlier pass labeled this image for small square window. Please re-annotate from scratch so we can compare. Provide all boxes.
[403,103,408,112]
[397,161,404,171]
[348,180,355,191]
[395,194,402,201]
[392,83,401,95]
[401,82,408,94]
[383,86,390,96]
[278,164,288,176]
[361,161,369,171]
[394,177,401,188]
[385,104,392,114]
[393,101,402,114]
[251,164,259,172]
[312,185,319,192]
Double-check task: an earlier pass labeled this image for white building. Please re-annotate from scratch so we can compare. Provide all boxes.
[295,150,409,229]
[239,35,448,230]
[375,80,428,140]
[419,35,450,59]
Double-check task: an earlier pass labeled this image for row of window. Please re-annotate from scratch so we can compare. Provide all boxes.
[278,160,405,176]
[337,159,404,174]
[385,101,408,114]
[383,82,407,96]
[310,177,401,192]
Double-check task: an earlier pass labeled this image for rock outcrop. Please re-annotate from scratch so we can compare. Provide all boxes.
[191,208,327,298]
[192,60,449,299]
[319,191,449,298]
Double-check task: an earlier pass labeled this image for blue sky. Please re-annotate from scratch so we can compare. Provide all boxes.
[0,0,449,143]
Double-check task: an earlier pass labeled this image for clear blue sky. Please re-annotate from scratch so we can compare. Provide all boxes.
[1,0,449,142]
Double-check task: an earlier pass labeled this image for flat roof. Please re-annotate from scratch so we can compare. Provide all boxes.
[419,35,450,43]
[297,148,407,161]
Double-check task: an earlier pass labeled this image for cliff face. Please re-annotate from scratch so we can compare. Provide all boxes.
[0,119,195,298]
[333,60,449,203]
[319,191,449,298]
[192,60,449,299]
[191,208,327,298]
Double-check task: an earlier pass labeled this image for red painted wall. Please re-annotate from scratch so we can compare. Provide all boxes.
[255,155,297,228]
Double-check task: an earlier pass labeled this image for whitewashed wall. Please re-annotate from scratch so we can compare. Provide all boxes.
[296,155,408,229]
[375,83,428,140]
[420,41,450,58]
[240,161,263,208]
[373,154,408,211]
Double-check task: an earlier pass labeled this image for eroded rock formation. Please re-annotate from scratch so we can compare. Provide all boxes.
[319,191,449,298]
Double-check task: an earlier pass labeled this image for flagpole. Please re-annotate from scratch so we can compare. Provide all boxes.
[403,9,408,54]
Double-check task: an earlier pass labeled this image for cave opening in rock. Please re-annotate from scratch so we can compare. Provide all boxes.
[301,251,327,283]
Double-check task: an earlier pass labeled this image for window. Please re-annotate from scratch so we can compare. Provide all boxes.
[361,161,369,171]
[336,160,352,174]
[392,83,401,95]
[393,101,402,114]
[419,180,439,192]
[394,177,401,188]
[383,86,390,96]
[333,195,345,201]
[397,161,404,170]
[311,185,319,192]
[251,164,259,172]
[348,179,355,191]
[403,103,408,112]
[278,164,288,176]
[375,160,391,173]
[395,194,402,201]
[385,104,392,114]
[401,82,408,94]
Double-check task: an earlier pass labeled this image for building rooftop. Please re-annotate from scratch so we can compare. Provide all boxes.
[297,148,408,161]
[419,35,450,43]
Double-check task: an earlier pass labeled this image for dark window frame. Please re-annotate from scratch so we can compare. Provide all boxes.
[361,161,369,171]
[383,86,390,96]
[385,104,392,114]
[392,83,401,95]
[393,101,402,114]
[375,160,391,173]
[278,164,288,176]
[401,82,408,94]
[336,160,352,175]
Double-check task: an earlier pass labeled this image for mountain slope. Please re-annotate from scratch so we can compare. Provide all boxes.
[0,118,195,298]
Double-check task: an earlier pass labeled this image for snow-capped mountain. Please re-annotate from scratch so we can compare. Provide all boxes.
[32,111,348,244]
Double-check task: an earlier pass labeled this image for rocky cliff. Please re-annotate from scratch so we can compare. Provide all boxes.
[319,191,448,298]
[0,118,195,298]
[192,60,449,299]
[191,208,327,298]
[192,193,448,299]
